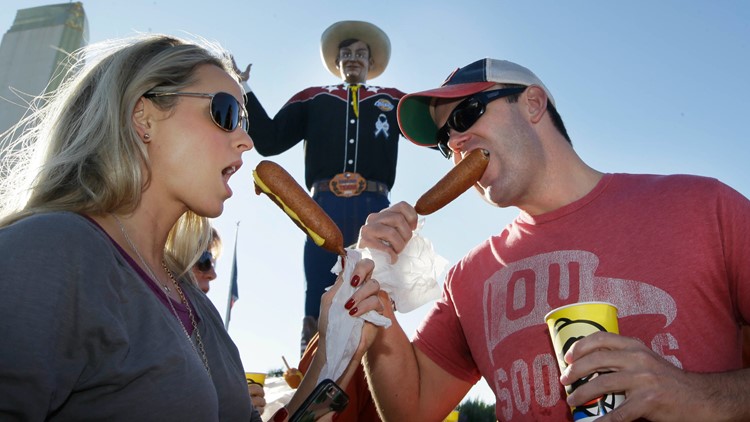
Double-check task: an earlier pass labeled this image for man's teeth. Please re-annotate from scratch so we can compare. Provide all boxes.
[223,166,236,176]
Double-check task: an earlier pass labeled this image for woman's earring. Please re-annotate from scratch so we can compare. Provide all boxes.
[143,133,150,140]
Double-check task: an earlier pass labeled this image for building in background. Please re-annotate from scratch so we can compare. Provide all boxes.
[0,2,87,161]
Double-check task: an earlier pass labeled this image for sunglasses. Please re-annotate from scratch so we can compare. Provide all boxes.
[195,251,214,272]
[143,91,249,132]
[435,87,527,158]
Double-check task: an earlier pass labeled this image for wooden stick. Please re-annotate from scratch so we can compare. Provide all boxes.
[281,355,291,371]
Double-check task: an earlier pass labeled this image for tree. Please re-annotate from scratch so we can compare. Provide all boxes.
[456,398,496,422]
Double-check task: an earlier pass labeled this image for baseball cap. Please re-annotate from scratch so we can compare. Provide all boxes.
[397,58,555,147]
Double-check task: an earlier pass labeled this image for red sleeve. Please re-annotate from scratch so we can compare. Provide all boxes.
[413,268,482,384]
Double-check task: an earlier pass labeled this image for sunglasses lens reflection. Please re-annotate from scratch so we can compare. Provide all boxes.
[212,93,240,131]
[451,99,483,132]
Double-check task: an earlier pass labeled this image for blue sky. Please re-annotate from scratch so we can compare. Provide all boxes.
[3,0,749,405]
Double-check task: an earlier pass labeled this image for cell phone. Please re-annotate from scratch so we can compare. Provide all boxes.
[289,378,349,422]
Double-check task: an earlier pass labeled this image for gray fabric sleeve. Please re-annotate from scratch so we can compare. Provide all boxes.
[0,213,113,418]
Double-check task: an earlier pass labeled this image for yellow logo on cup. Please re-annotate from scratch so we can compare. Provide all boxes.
[545,302,623,421]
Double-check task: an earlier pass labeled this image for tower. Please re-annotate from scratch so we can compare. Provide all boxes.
[0,2,88,146]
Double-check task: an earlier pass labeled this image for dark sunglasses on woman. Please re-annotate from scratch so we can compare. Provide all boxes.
[435,87,527,158]
[144,91,250,132]
[195,251,214,272]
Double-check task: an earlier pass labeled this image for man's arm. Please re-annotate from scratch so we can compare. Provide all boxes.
[362,307,473,420]
[354,202,473,419]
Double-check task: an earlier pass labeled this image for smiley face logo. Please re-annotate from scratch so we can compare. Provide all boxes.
[552,317,607,368]
[552,317,620,419]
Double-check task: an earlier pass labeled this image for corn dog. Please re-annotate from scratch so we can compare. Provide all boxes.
[253,161,345,256]
[415,149,490,215]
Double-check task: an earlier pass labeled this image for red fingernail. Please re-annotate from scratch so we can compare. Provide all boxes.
[344,299,355,310]
[350,275,360,287]
[272,407,288,422]
[332,413,339,421]
[348,306,358,316]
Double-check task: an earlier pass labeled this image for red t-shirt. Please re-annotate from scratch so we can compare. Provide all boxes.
[414,173,750,421]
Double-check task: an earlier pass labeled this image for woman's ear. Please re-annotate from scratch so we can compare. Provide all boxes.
[524,85,548,124]
[132,97,152,142]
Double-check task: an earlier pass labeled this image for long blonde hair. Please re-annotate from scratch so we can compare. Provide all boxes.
[0,33,239,277]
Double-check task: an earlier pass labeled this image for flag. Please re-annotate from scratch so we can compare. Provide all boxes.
[225,222,240,330]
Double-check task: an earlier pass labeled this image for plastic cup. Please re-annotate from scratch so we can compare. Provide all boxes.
[544,302,624,421]
[245,372,266,387]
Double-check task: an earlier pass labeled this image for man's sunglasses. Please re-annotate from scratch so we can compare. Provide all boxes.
[195,251,214,272]
[143,91,249,132]
[435,87,527,158]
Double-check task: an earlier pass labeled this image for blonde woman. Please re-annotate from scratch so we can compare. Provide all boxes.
[0,34,259,420]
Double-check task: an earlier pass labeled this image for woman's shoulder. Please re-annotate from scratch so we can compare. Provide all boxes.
[1,211,106,248]
[0,212,119,298]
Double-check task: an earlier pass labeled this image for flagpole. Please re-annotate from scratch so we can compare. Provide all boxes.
[225,221,240,330]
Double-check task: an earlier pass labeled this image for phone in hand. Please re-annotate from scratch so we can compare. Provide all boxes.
[289,378,349,422]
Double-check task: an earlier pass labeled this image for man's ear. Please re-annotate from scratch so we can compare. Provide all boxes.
[132,97,152,142]
[524,85,548,124]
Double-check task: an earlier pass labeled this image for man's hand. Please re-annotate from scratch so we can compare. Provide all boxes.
[357,201,418,263]
[562,331,750,421]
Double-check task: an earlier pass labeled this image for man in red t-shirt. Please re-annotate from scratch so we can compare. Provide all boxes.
[324,58,750,421]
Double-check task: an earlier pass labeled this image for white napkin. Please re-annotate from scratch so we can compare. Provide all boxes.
[318,227,449,383]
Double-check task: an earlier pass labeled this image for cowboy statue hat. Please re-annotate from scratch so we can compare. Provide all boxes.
[320,20,391,80]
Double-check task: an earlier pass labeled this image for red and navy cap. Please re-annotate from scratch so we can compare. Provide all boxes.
[397,58,555,147]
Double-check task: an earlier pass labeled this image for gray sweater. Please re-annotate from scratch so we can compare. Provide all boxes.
[0,212,261,421]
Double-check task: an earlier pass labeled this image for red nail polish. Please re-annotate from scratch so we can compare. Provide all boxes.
[350,275,360,287]
[332,412,339,421]
[344,299,355,310]
[272,407,288,422]
[349,306,358,316]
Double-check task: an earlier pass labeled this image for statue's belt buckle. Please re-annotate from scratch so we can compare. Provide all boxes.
[329,172,366,197]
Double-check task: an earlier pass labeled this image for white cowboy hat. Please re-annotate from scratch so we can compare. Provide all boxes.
[320,20,391,80]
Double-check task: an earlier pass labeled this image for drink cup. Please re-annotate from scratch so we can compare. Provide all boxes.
[245,371,266,387]
[544,302,624,421]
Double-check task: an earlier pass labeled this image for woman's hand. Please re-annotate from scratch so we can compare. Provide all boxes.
[320,255,393,378]
[317,258,376,347]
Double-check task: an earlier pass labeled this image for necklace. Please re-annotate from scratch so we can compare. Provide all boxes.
[112,214,211,376]
[113,215,170,294]
[162,261,211,376]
